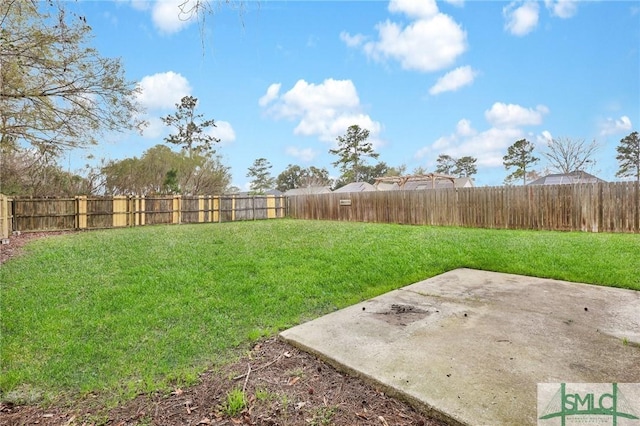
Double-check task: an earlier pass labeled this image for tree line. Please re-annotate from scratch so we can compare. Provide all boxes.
[502,132,639,185]
[245,126,639,194]
[1,92,231,196]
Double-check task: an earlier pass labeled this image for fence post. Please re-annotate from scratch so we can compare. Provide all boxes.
[76,196,88,230]
[172,195,182,224]
[232,196,236,222]
[0,194,9,240]
[206,196,212,222]
[266,195,276,219]
[112,196,128,227]
[198,196,205,223]
[136,196,146,226]
[212,196,219,223]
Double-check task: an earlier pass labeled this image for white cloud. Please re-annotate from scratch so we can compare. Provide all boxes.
[362,14,467,72]
[600,115,633,136]
[141,116,165,139]
[545,0,578,18]
[536,130,553,146]
[151,0,197,34]
[503,1,539,36]
[443,0,464,7]
[128,0,150,11]
[429,65,477,95]
[388,0,438,19]
[343,1,467,73]
[208,120,236,145]
[416,119,524,167]
[285,146,318,162]
[136,71,191,110]
[258,83,281,107]
[485,102,549,128]
[456,118,476,137]
[415,102,551,169]
[339,31,367,48]
[260,78,383,144]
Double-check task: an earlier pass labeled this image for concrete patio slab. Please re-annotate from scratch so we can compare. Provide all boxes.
[279,268,640,425]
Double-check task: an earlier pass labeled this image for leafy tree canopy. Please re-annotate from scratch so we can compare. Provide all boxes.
[0,144,97,196]
[434,155,457,175]
[247,158,275,195]
[503,139,539,185]
[615,131,640,182]
[435,154,478,178]
[276,165,332,192]
[101,144,230,196]
[0,0,144,156]
[329,125,379,184]
[161,96,219,158]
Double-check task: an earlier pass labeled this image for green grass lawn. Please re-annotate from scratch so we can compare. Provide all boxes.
[1,219,638,405]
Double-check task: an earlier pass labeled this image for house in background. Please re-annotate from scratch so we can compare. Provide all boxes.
[375,181,401,191]
[283,186,332,196]
[374,173,474,191]
[528,171,606,185]
[402,177,474,190]
[333,182,376,193]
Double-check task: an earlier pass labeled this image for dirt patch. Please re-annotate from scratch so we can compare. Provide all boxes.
[0,338,447,426]
[0,231,75,266]
[366,304,432,326]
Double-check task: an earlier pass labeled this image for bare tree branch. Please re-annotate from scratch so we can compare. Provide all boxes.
[542,137,598,174]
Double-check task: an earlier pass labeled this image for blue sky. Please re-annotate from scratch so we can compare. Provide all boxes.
[65,0,639,189]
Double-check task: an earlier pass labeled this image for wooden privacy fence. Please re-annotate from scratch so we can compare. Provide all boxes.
[288,182,640,233]
[0,194,10,240]
[3,195,286,233]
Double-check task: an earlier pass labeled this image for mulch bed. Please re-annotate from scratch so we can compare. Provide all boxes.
[0,234,449,426]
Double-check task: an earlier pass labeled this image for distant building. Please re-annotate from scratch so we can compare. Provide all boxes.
[374,173,474,191]
[284,186,332,196]
[528,171,606,185]
[230,189,284,196]
[375,182,401,191]
[402,177,474,190]
[333,182,376,193]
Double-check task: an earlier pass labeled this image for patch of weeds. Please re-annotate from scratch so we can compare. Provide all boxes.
[2,384,45,405]
[247,328,272,341]
[279,394,289,407]
[254,387,275,402]
[308,406,337,426]
[78,413,110,426]
[620,337,640,348]
[134,416,153,426]
[222,388,246,417]
[286,367,305,378]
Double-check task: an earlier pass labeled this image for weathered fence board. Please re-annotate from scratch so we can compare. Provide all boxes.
[288,182,639,233]
[3,195,286,233]
[0,194,11,240]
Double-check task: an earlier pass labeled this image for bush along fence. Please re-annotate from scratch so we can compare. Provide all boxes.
[288,182,640,233]
[0,194,287,237]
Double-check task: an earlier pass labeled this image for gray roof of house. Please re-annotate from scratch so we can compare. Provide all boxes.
[375,182,401,191]
[333,182,376,193]
[400,177,474,190]
[528,171,606,185]
[284,186,332,196]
